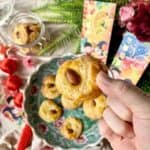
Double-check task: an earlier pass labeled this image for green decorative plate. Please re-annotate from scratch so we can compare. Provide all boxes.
[24,55,101,149]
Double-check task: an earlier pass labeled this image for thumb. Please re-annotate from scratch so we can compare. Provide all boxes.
[96,72,150,119]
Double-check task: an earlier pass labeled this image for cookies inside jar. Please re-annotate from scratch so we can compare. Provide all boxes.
[7,12,45,55]
[12,23,41,45]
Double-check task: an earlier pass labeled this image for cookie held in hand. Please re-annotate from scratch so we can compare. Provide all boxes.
[56,56,107,101]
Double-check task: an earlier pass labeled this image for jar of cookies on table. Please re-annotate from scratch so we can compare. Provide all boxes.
[6,11,46,55]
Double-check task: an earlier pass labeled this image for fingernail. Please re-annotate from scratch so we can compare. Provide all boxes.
[96,71,111,88]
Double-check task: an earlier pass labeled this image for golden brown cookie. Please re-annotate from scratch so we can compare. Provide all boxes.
[61,95,83,110]
[56,55,107,101]
[13,24,28,45]
[28,24,40,32]
[39,100,62,123]
[29,31,39,43]
[83,94,107,120]
[60,117,83,140]
[41,75,60,99]
[12,23,40,45]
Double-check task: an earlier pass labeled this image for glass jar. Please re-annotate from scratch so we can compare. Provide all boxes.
[6,11,46,55]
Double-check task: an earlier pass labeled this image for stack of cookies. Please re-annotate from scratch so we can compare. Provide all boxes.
[39,56,107,140]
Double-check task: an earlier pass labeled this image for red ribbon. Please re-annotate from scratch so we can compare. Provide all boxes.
[17,124,33,150]
[14,91,23,108]
[0,58,18,74]
[6,75,22,91]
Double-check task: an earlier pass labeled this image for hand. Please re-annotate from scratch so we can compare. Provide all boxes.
[96,72,150,150]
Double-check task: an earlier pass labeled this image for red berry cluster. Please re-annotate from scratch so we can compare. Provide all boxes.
[0,44,23,108]
[0,44,33,150]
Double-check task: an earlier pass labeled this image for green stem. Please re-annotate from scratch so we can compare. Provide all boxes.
[38,25,80,55]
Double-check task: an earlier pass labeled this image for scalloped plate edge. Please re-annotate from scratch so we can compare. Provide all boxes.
[23,53,102,150]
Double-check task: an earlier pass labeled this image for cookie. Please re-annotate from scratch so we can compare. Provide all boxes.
[13,24,28,45]
[60,117,83,140]
[83,94,107,120]
[12,23,40,45]
[56,55,107,101]
[29,31,39,43]
[39,100,62,123]
[61,95,83,110]
[41,75,60,99]
[28,24,40,32]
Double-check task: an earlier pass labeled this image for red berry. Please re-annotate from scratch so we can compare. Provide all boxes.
[0,58,18,74]
[17,124,33,150]
[6,75,22,91]
[14,92,23,108]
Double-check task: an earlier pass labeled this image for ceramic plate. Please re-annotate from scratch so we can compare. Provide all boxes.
[24,55,101,149]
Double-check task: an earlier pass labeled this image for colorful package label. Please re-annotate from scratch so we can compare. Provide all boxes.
[110,32,150,85]
[81,0,116,64]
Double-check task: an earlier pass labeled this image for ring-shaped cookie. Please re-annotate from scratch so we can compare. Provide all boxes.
[41,75,60,99]
[60,117,83,140]
[83,94,107,120]
[39,100,62,123]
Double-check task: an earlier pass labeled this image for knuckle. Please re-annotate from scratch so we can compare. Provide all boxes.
[117,81,130,96]
[122,110,132,122]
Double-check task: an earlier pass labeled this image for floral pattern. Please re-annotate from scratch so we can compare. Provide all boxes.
[30,84,39,96]
[37,123,48,135]
[119,1,150,42]
[111,32,150,85]
[81,1,116,64]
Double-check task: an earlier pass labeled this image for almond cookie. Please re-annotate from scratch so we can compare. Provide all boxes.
[61,95,83,110]
[41,75,60,99]
[60,117,83,140]
[39,100,62,123]
[83,94,107,120]
[56,55,107,101]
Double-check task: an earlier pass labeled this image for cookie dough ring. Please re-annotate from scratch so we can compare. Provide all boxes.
[56,56,106,101]
[60,117,83,140]
[61,95,83,110]
[41,75,60,99]
[83,94,107,120]
[39,100,62,123]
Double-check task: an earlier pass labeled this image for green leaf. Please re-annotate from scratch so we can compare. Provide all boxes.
[33,2,83,28]
[38,25,80,55]
[71,38,81,54]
